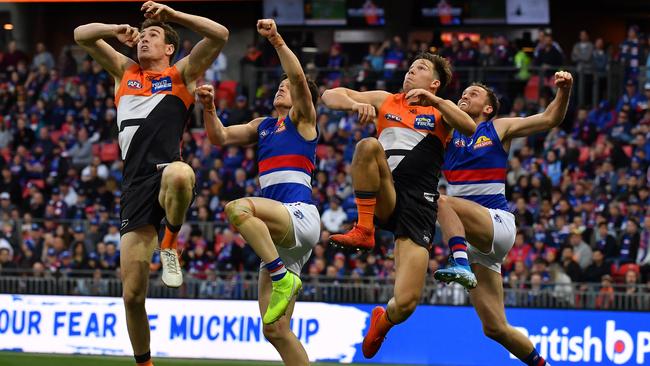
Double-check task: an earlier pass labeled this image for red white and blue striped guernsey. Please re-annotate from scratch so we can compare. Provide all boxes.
[442,120,510,211]
[257,115,316,204]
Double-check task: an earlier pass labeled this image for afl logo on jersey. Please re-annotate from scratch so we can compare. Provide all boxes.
[151,76,173,93]
[473,135,494,149]
[384,113,402,122]
[275,119,286,133]
[453,138,466,147]
[127,80,142,89]
[414,114,436,131]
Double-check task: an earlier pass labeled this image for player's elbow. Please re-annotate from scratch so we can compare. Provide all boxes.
[73,26,88,45]
[207,131,226,146]
[321,89,342,107]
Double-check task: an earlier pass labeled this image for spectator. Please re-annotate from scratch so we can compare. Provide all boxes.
[569,231,593,269]
[561,246,582,282]
[595,274,615,309]
[1,40,28,71]
[321,197,347,233]
[619,219,640,264]
[571,30,593,72]
[619,25,641,82]
[64,127,95,169]
[534,31,564,69]
[583,249,610,283]
[31,42,55,71]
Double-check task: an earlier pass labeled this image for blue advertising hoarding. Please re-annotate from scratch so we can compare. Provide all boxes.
[0,295,648,365]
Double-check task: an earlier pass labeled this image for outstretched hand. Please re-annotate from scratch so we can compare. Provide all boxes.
[141,1,177,22]
[405,88,440,107]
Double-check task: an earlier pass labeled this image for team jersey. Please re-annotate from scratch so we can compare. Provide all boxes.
[377,93,450,192]
[115,64,194,189]
[443,120,510,211]
[257,115,317,204]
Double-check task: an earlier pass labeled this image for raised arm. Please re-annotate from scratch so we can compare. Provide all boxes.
[405,88,476,136]
[73,23,138,81]
[140,1,229,84]
[321,87,390,124]
[494,71,573,141]
[256,19,315,124]
[196,85,260,146]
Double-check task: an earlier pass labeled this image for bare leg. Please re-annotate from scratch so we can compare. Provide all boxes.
[120,226,157,358]
[158,161,195,227]
[225,197,294,264]
[258,270,309,366]
[351,137,396,222]
[439,195,494,253]
[386,238,429,323]
[470,264,538,361]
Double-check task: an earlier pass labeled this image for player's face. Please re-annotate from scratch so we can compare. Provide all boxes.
[458,86,491,119]
[273,79,292,109]
[137,26,173,63]
[403,59,436,93]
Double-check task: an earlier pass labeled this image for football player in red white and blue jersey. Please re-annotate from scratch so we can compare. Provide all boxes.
[198,19,319,366]
[435,71,573,366]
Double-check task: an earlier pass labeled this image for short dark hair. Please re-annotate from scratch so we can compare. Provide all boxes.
[471,82,500,120]
[140,19,180,63]
[280,74,320,109]
[414,52,453,91]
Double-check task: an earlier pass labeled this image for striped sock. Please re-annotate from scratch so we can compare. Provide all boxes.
[523,349,547,366]
[449,236,469,267]
[265,257,287,281]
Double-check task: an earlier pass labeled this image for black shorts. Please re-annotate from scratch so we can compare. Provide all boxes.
[377,185,439,249]
[120,171,197,236]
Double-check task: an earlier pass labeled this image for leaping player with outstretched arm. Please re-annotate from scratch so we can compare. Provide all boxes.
[197,19,319,366]
[435,71,573,366]
[321,53,476,358]
[74,2,228,365]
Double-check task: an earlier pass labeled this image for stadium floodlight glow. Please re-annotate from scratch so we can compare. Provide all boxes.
[3,24,13,30]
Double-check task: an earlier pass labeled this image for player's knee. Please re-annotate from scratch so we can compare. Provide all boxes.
[122,287,146,310]
[395,293,419,317]
[355,137,381,157]
[164,162,195,192]
[482,321,509,342]
[262,320,291,343]
[225,199,254,227]
[438,194,449,206]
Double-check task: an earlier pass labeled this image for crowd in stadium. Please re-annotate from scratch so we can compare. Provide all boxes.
[0,25,649,307]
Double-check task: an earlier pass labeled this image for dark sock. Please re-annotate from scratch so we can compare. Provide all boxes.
[163,217,182,233]
[523,349,547,366]
[134,351,151,364]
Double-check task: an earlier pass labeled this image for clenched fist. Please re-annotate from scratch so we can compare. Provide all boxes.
[195,84,215,110]
[554,71,573,90]
[257,19,278,39]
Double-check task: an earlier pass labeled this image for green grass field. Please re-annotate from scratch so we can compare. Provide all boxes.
[0,352,402,366]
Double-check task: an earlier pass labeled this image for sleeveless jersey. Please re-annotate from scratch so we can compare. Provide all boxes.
[377,93,450,191]
[115,64,193,189]
[257,115,317,204]
[443,120,509,211]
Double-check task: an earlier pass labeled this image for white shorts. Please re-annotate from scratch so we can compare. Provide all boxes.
[467,208,516,273]
[260,202,320,275]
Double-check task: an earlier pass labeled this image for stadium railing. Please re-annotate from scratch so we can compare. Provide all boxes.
[1,269,648,311]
